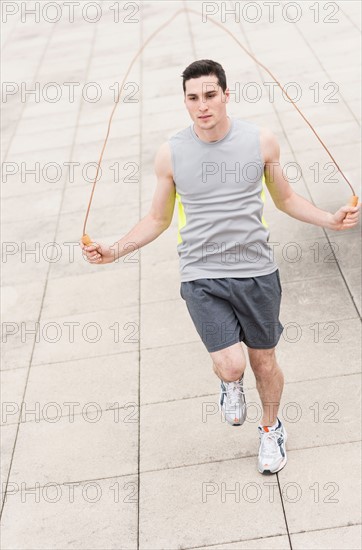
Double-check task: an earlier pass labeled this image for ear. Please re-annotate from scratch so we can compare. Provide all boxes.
[224,87,230,103]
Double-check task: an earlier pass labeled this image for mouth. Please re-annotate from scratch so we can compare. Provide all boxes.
[198,115,212,120]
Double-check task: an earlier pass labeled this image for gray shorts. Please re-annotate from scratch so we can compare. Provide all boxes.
[180,269,284,353]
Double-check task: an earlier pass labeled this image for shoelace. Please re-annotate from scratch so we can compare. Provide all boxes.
[224,380,245,407]
[259,428,284,457]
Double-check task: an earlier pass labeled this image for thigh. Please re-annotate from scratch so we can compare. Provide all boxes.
[180,279,242,353]
[210,340,247,370]
[229,269,284,349]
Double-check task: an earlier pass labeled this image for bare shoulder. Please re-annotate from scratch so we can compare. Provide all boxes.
[259,126,280,163]
[154,141,173,178]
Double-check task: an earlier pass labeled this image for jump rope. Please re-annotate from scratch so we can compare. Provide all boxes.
[81,7,359,247]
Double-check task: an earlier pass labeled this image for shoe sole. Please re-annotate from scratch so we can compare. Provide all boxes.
[258,455,287,475]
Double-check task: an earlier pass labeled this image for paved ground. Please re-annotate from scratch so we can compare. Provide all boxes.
[1,1,361,549]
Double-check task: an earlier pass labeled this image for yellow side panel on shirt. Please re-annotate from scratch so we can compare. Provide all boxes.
[261,173,268,228]
[176,192,186,244]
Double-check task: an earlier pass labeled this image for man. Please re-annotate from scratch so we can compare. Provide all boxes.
[81,59,360,475]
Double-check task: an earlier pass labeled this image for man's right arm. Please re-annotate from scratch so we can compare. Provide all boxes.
[81,141,175,264]
[112,141,175,260]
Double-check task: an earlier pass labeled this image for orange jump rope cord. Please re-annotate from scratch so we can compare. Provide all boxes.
[82,7,357,244]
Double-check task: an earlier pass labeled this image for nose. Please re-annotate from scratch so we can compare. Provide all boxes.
[198,101,208,112]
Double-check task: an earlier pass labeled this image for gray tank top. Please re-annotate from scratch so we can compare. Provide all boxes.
[168,116,278,282]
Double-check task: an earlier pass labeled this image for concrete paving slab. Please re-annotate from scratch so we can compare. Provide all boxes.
[140,373,360,472]
[9,127,75,157]
[1,328,37,371]
[193,534,290,549]
[291,524,362,550]
[0,474,138,550]
[42,270,139,318]
[2,188,63,223]
[278,374,361,448]
[139,458,287,549]
[343,267,362,315]
[61,181,140,218]
[13,351,139,425]
[1,366,28,426]
[322,232,361,271]
[140,258,180,303]
[79,100,140,126]
[31,306,140,365]
[286,120,360,152]
[3,145,76,191]
[140,341,216,405]
[140,298,202,351]
[1,280,44,323]
[276,317,361,384]
[263,209,327,242]
[278,442,361,533]
[273,237,341,282]
[1,0,360,546]
[8,408,138,487]
[279,276,357,325]
[140,391,260,472]
[0,423,19,506]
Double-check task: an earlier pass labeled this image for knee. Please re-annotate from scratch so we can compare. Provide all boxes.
[213,359,245,382]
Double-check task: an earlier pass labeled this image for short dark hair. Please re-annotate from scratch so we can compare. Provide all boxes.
[181,59,227,94]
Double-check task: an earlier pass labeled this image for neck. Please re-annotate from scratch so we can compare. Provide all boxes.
[194,116,231,143]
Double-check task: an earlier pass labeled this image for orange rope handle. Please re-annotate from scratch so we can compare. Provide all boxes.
[81,7,357,245]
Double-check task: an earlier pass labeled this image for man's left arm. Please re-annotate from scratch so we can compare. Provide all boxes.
[261,127,360,231]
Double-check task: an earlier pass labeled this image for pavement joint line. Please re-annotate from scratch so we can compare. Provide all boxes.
[3,439,361,496]
[1,311,359,373]
[288,522,362,537]
[276,471,293,549]
[137,9,144,548]
[2,26,57,163]
[339,5,362,33]
[230,3,361,302]
[225,11,360,544]
[2,367,361,427]
[182,531,289,550]
[0,349,139,373]
[182,522,362,550]
[3,471,139,494]
[1,13,20,51]
[291,141,361,155]
[5,130,360,162]
[1,258,360,289]
[4,297,360,325]
[183,0,197,60]
[1,6,360,544]
[4,138,137,166]
[0,23,99,522]
[293,24,360,128]
[2,368,361,426]
[2,368,361,427]
[236,30,361,320]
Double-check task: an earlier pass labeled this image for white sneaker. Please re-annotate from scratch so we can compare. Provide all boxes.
[219,375,246,426]
[258,418,287,474]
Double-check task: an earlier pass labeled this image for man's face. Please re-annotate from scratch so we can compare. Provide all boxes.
[184,74,229,129]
